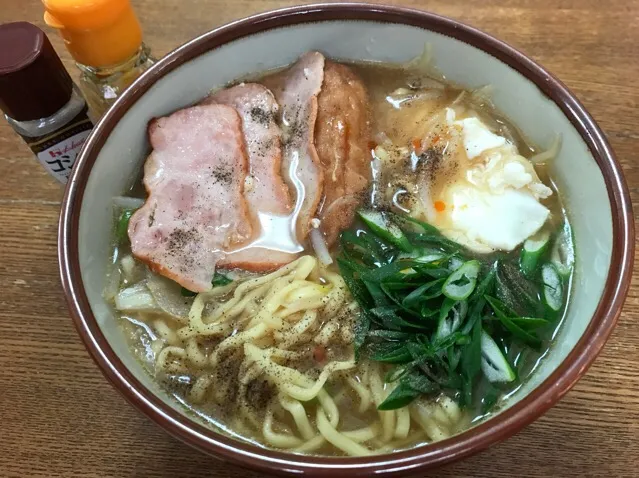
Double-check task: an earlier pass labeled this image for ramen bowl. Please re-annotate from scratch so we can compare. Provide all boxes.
[58,3,634,476]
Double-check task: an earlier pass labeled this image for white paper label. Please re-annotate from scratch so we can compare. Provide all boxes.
[36,129,91,183]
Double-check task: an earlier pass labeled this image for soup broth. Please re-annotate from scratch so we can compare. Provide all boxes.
[106,54,574,456]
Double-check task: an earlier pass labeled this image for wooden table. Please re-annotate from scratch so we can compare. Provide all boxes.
[1,1,637,476]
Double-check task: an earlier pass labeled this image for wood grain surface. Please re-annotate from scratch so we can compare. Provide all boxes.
[0,1,637,477]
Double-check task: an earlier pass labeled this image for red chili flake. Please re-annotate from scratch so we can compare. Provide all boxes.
[434,201,446,212]
[313,345,327,363]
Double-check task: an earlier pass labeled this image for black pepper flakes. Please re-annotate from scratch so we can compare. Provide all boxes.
[249,106,274,126]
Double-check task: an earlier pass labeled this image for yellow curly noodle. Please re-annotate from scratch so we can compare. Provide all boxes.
[115,256,467,456]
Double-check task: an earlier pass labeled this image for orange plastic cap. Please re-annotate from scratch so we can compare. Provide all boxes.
[42,0,142,68]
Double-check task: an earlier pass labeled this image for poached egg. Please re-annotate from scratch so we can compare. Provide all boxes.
[422,108,552,253]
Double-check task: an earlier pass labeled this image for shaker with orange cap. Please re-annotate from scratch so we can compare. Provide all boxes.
[42,0,155,119]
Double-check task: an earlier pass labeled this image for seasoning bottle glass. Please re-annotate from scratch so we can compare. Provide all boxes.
[0,22,93,184]
[42,0,156,120]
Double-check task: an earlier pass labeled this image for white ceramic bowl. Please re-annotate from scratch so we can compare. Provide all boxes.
[58,4,634,476]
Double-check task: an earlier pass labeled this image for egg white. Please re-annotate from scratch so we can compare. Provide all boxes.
[423,109,552,253]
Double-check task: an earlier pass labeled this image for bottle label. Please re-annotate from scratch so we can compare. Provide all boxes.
[24,108,93,183]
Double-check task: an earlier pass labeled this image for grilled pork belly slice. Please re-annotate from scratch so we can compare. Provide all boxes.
[128,104,252,292]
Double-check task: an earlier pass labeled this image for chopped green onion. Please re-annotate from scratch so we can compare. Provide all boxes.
[361,260,421,283]
[397,248,446,263]
[377,382,421,410]
[378,369,441,410]
[447,256,465,272]
[358,210,413,252]
[480,383,501,414]
[368,330,412,340]
[390,213,441,235]
[404,232,461,253]
[550,221,575,278]
[378,284,424,319]
[180,271,233,297]
[353,310,372,360]
[434,297,457,341]
[370,306,425,331]
[364,280,391,307]
[460,318,482,404]
[508,316,549,331]
[520,229,550,278]
[368,341,412,363]
[542,262,564,313]
[402,371,440,394]
[481,329,516,383]
[338,209,571,416]
[384,365,413,383]
[212,272,233,287]
[116,209,135,243]
[485,295,542,348]
[442,260,481,300]
[496,262,544,318]
[337,258,373,308]
[402,278,445,309]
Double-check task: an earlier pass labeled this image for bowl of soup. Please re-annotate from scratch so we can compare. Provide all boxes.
[58,3,634,475]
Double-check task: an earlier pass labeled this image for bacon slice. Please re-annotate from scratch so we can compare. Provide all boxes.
[204,83,291,215]
[128,104,252,292]
[203,83,301,272]
[314,61,372,246]
[218,242,301,273]
[262,51,325,241]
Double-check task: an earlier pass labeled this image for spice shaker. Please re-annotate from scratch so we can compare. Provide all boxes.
[0,22,93,184]
[42,0,156,120]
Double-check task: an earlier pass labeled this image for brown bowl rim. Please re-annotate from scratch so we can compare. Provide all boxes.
[58,3,634,476]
